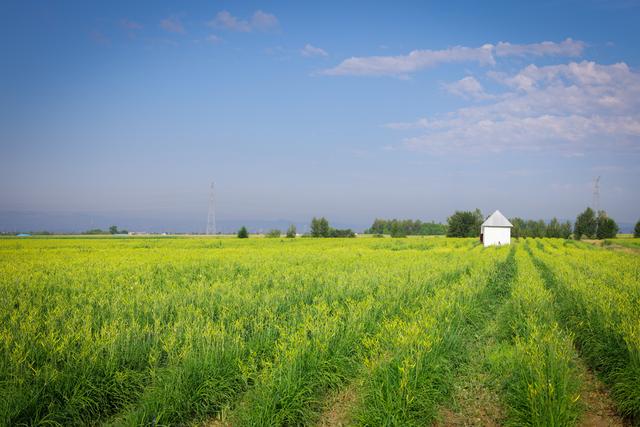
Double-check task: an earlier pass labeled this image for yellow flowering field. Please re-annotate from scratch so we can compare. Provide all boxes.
[0,237,638,426]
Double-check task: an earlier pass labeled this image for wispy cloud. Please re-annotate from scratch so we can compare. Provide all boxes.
[301,44,328,57]
[89,30,110,46]
[160,17,184,34]
[251,10,279,31]
[323,38,585,77]
[388,61,640,154]
[205,34,223,44]
[322,44,495,77]
[120,19,142,31]
[209,10,279,32]
[494,38,584,57]
[443,76,494,100]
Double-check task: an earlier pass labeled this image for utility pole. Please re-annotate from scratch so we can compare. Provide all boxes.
[206,182,216,235]
[593,176,601,213]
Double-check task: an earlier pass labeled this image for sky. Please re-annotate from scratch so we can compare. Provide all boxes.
[1,0,640,232]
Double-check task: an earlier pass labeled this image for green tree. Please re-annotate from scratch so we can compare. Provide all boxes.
[265,229,281,238]
[310,217,330,237]
[329,228,356,238]
[237,226,249,238]
[109,225,118,234]
[560,221,573,239]
[286,224,297,238]
[510,217,525,238]
[574,207,597,240]
[635,220,640,238]
[546,218,561,238]
[83,228,107,235]
[390,221,406,238]
[365,219,446,236]
[596,211,618,239]
[447,209,483,237]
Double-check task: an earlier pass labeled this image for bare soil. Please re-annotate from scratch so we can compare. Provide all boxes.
[578,366,628,427]
[316,384,358,427]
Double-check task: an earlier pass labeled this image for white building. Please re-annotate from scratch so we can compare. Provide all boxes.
[481,210,513,247]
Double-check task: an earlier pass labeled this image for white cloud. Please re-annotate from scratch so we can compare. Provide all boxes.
[323,39,585,77]
[384,118,430,130]
[322,45,495,77]
[251,10,279,31]
[444,76,493,100]
[495,38,585,57]
[388,61,640,154]
[160,17,184,34]
[301,44,328,57]
[210,10,278,32]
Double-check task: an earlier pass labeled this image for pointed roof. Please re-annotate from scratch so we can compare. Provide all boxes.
[482,210,513,228]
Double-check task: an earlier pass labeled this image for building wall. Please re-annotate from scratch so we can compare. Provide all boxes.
[483,226,511,247]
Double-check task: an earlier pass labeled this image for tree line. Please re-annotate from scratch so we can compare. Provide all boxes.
[365,219,447,237]
[445,207,624,239]
[235,218,355,238]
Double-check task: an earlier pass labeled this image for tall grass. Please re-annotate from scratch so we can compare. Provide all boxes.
[352,246,515,426]
[489,243,581,426]
[0,237,637,425]
[528,242,640,421]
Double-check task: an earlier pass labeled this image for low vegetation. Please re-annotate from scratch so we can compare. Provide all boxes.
[0,237,638,425]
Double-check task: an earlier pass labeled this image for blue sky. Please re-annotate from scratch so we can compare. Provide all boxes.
[1,0,639,232]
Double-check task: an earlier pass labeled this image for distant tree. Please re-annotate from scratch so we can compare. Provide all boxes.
[286,224,297,238]
[83,228,107,235]
[237,226,249,238]
[310,218,320,237]
[560,221,573,239]
[265,229,281,238]
[447,209,483,237]
[635,220,640,238]
[390,221,406,238]
[310,217,330,237]
[109,225,118,234]
[596,211,618,239]
[366,218,446,236]
[574,207,597,240]
[367,219,386,235]
[546,218,561,238]
[329,228,356,238]
[510,217,525,238]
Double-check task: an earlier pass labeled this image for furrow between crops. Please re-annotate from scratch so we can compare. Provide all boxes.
[225,249,479,426]
[346,246,515,426]
[527,243,640,423]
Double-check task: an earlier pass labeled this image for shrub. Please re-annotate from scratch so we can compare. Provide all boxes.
[265,229,281,238]
[237,226,249,238]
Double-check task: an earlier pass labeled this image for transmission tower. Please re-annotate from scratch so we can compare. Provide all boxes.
[593,176,601,213]
[206,182,216,235]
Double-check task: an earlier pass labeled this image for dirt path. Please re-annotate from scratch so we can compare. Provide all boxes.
[315,384,358,427]
[578,364,628,427]
[582,240,640,254]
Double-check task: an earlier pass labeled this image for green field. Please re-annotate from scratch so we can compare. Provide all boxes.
[605,237,640,250]
[1,237,638,426]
